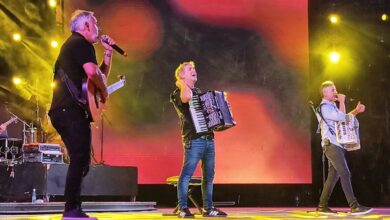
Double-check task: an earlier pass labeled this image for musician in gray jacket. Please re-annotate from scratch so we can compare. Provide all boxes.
[316,80,372,215]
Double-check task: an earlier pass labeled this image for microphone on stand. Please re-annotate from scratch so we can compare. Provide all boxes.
[101,35,127,57]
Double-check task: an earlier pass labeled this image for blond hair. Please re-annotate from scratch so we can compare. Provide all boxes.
[174,61,195,80]
[320,80,335,96]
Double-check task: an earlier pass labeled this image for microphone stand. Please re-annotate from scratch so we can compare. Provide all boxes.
[96,110,112,165]
[308,101,326,185]
[34,79,43,143]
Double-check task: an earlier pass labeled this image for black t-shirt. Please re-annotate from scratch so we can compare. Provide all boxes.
[50,32,97,111]
[170,87,214,143]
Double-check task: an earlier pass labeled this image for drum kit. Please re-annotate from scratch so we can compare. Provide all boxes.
[0,109,46,165]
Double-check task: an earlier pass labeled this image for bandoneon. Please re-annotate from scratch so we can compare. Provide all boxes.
[189,90,236,133]
[335,113,360,151]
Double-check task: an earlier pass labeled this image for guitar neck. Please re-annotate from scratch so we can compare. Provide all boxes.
[1,118,17,127]
[107,80,125,95]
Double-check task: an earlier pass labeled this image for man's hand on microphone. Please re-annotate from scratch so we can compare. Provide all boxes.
[336,93,346,103]
[100,35,115,52]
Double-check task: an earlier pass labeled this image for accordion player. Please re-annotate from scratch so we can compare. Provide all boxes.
[189,90,236,133]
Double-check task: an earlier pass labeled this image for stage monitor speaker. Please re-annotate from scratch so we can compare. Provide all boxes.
[0,163,138,201]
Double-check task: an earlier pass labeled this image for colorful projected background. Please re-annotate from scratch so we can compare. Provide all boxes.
[0,0,310,184]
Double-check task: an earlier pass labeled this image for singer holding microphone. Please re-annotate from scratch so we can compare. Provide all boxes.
[49,10,117,219]
[316,81,372,215]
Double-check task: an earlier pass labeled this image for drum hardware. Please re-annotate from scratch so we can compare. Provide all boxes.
[2,108,35,168]
[0,138,23,166]
[9,145,19,154]
[6,109,44,144]
[24,126,38,144]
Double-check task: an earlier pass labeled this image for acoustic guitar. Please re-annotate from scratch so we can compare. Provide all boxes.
[82,75,126,122]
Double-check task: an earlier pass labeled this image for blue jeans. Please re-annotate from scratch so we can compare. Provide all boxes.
[319,143,358,208]
[177,137,215,209]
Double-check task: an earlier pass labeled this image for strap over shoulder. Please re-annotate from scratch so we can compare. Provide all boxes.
[57,68,88,108]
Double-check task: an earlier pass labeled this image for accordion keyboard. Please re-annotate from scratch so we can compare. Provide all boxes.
[189,94,209,133]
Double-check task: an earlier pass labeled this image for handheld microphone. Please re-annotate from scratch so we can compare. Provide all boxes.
[101,35,127,57]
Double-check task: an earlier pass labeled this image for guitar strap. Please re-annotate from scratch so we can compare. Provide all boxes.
[316,103,335,135]
[56,68,88,110]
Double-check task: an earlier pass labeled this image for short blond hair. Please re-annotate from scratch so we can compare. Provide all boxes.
[174,61,195,80]
[320,80,334,95]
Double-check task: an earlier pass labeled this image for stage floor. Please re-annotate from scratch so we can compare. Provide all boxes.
[0,207,389,219]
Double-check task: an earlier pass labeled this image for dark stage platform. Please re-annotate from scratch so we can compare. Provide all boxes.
[0,163,138,201]
[0,201,156,214]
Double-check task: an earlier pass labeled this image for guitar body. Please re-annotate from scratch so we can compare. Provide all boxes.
[82,75,125,122]
[85,79,106,122]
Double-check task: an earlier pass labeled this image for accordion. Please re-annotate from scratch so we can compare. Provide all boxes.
[189,90,236,133]
[335,114,360,151]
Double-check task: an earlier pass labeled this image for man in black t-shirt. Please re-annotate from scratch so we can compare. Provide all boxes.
[49,10,115,219]
[170,61,227,218]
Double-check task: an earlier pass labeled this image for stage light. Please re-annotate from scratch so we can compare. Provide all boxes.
[329,14,339,24]
[50,82,56,88]
[381,14,389,21]
[12,33,22,42]
[50,40,59,48]
[48,0,56,8]
[13,77,22,85]
[329,51,340,63]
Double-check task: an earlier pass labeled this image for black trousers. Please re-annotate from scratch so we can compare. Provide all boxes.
[49,106,91,211]
[318,143,358,208]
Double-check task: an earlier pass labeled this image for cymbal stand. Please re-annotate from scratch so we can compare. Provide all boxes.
[3,109,29,178]
[34,79,42,142]
[6,109,31,144]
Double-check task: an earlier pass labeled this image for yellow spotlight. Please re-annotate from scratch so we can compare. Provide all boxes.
[381,13,388,21]
[12,33,22,42]
[329,14,339,24]
[50,82,56,88]
[13,77,22,85]
[48,0,56,8]
[329,51,340,63]
[50,40,59,48]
